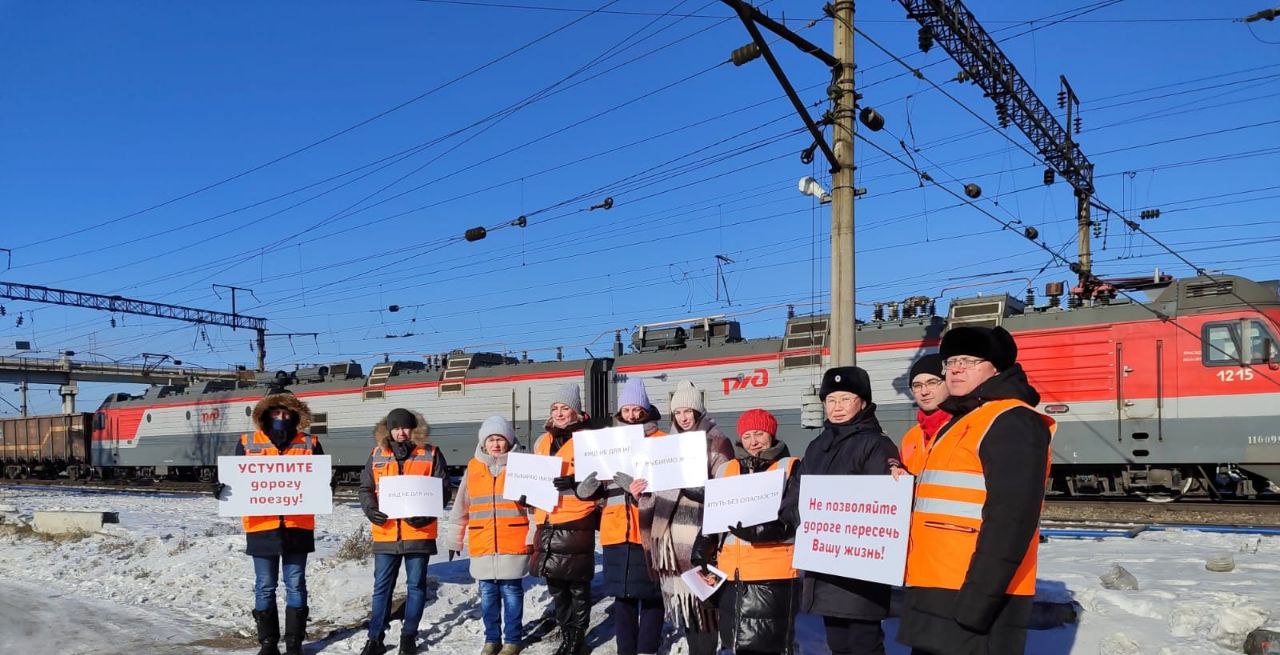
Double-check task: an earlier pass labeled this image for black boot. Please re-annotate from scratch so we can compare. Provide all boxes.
[252,609,281,655]
[399,633,420,654]
[553,628,586,655]
[359,638,388,655]
[283,606,308,655]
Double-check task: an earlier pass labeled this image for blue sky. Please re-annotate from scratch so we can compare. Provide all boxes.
[2,0,1278,415]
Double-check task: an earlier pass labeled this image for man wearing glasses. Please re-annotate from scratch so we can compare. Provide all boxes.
[896,326,1055,655]
[899,354,950,475]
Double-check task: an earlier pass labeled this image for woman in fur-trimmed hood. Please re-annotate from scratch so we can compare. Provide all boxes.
[357,408,449,655]
[230,391,324,655]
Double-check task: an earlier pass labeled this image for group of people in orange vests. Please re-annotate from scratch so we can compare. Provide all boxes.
[226,324,1053,655]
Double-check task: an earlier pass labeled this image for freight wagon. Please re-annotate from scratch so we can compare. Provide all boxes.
[0,412,93,480]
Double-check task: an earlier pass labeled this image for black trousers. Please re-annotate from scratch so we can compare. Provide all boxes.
[686,628,719,655]
[613,597,664,655]
[822,616,885,655]
[546,578,591,631]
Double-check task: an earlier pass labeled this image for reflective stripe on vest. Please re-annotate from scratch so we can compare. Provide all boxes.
[600,428,666,546]
[370,445,439,543]
[717,456,798,582]
[532,432,597,525]
[464,458,532,557]
[239,431,316,534]
[905,398,1055,596]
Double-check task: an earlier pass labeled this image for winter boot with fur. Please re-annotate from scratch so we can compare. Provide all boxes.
[252,609,281,655]
[283,606,308,655]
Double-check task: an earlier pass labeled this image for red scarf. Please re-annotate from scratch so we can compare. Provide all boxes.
[916,408,952,443]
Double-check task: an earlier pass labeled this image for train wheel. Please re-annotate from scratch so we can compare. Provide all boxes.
[1139,477,1195,503]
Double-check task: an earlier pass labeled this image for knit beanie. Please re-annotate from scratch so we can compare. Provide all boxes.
[939,326,1018,371]
[736,408,778,438]
[908,354,945,383]
[617,377,652,411]
[669,380,705,414]
[385,408,417,431]
[550,383,583,413]
[478,415,517,445]
[819,366,873,402]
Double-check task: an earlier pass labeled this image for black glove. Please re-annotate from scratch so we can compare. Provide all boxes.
[690,532,716,573]
[448,550,459,562]
[211,482,226,498]
[727,521,754,542]
[364,507,388,526]
[404,516,433,529]
[552,475,576,491]
[514,495,530,508]
[679,486,705,503]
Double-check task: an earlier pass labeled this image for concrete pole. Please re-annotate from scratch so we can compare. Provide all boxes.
[19,377,28,417]
[60,382,78,414]
[830,0,857,367]
[256,328,267,372]
[1076,189,1092,289]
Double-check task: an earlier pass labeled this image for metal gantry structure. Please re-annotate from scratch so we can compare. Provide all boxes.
[894,0,1099,289]
[0,281,271,371]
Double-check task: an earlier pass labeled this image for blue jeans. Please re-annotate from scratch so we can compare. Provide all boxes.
[252,553,308,611]
[479,579,524,645]
[368,553,429,640]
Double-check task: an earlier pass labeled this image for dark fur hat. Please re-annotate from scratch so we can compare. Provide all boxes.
[909,353,945,382]
[939,326,1018,371]
[819,366,872,402]
[252,393,312,433]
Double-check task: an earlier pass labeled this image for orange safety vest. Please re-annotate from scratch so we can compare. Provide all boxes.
[904,399,1055,596]
[532,432,597,525]
[900,424,927,475]
[716,456,799,582]
[600,429,666,546]
[369,444,439,543]
[239,431,316,534]
[464,458,533,557]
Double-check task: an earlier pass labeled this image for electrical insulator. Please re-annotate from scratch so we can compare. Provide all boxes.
[1057,89,1066,109]
[16,315,23,327]
[1024,226,1039,241]
[730,42,761,67]
[0,305,5,316]
[917,26,933,53]
[963,183,982,199]
[1042,168,1055,185]
[388,305,400,313]
[995,102,1010,129]
[110,318,117,328]
[464,226,487,242]
[1140,209,1161,220]
[859,107,885,131]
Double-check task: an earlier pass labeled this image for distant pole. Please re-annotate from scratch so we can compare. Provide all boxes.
[19,377,28,417]
[256,328,267,372]
[830,0,857,367]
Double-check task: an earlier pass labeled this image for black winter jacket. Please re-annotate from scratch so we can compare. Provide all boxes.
[235,437,326,557]
[897,364,1051,655]
[357,440,450,556]
[782,403,900,620]
[530,423,599,582]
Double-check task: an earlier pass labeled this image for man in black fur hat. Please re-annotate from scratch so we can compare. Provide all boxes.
[897,326,1055,655]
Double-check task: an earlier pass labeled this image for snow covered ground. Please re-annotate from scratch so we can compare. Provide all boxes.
[0,485,1275,654]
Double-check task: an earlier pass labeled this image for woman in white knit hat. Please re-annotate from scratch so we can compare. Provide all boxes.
[625,380,734,655]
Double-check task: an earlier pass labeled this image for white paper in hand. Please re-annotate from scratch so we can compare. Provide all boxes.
[502,452,563,512]
[631,431,708,492]
[573,424,641,481]
[680,564,729,602]
[378,475,444,519]
[702,467,785,534]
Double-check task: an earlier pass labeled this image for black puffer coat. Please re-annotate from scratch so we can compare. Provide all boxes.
[897,364,1051,655]
[713,443,802,653]
[602,542,660,599]
[529,422,599,582]
[781,403,900,620]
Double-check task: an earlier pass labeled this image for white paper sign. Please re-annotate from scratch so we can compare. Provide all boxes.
[502,452,563,512]
[680,564,729,602]
[632,431,708,493]
[573,424,642,481]
[216,455,333,517]
[702,468,786,534]
[378,475,444,519]
[791,474,914,586]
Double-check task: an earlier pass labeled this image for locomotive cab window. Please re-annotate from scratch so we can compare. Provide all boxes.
[1202,320,1279,366]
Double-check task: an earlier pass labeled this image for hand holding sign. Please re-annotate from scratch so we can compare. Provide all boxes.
[573,424,642,481]
[791,474,914,586]
[217,455,333,517]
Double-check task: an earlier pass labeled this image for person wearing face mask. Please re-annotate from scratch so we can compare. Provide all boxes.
[575,377,666,655]
[900,354,951,475]
[781,367,902,655]
[690,408,800,655]
[356,408,450,655]
[445,416,531,655]
[628,380,734,655]
[225,391,324,655]
[530,383,598,655]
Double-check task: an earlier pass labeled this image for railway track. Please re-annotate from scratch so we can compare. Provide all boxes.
[0,478,361,500]
[1044,498,1280,527]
